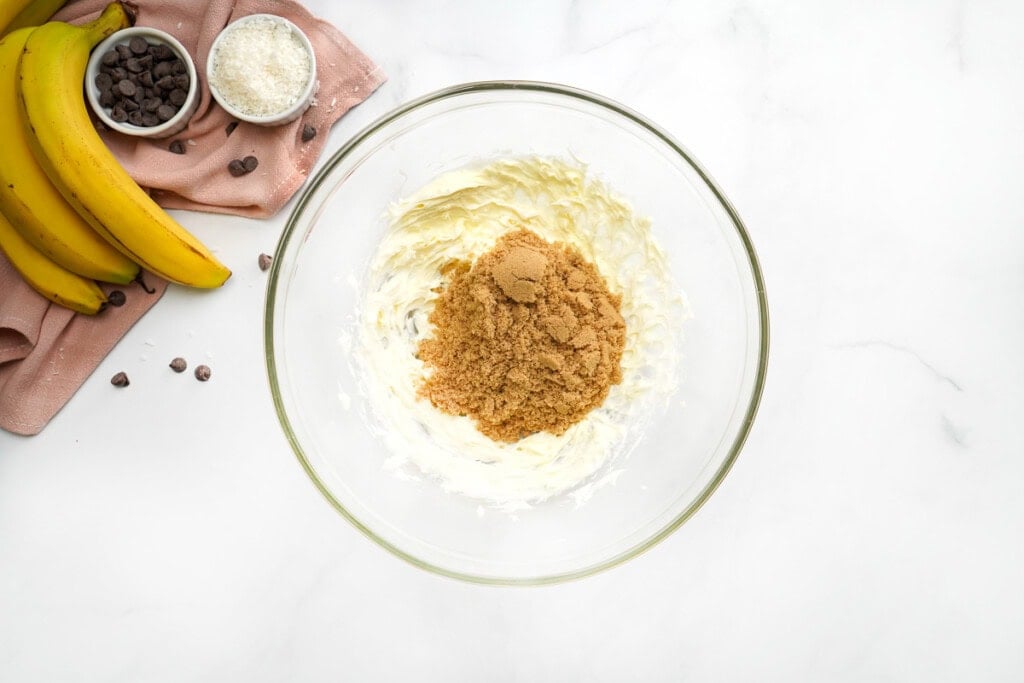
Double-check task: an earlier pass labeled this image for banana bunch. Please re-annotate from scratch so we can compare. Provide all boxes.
[0,2,231,315]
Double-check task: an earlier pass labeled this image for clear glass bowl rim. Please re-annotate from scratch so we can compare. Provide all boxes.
[264,80,770,586]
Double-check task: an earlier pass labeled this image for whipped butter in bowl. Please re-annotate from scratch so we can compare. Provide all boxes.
[265,82,769,584]
[207,14,317,125]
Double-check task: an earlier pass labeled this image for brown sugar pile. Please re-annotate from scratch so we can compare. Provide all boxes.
[416,228,626,442]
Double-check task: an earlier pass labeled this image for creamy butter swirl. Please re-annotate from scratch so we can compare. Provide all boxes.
[352,157,687,508]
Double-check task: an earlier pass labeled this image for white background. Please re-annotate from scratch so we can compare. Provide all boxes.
[3,1,1023,680]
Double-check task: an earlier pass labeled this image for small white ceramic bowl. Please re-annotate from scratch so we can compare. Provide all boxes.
[85,27,199,139]
[206,14,318,126]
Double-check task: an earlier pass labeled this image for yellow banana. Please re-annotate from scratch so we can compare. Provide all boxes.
[0,27,139,285]
[0,210,107,315]
[1,0,65,36]
[17,2,231,289]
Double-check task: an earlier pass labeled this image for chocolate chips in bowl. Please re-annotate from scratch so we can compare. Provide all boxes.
[85,27,199,139]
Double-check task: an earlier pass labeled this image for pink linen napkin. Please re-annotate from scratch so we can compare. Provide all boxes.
[1,0,385,435]
[0,254,168,436]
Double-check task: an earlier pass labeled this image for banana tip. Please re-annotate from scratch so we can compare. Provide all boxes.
[120,1,139,26]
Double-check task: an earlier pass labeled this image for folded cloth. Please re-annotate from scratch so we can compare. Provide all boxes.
[1,0,385,435]
[0,254,168,436]
[54,0,386,218]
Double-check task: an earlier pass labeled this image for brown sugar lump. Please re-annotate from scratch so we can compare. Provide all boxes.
[417,229,626,442]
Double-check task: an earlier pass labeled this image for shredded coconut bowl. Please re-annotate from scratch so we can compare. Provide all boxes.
[207,13,317,126]
[264,82,769,585]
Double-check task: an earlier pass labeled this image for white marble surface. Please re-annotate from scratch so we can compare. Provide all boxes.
[3,1,1024,680]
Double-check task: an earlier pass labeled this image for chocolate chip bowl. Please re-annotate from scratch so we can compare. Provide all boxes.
[85,26,199,139]
[265,82,769,585]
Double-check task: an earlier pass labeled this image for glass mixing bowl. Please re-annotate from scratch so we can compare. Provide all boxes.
[265,81,769,584]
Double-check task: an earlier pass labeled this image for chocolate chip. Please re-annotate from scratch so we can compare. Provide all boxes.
[125,57,143,73]
[107,290,126,306]
[110,66,128,82]
[137,70,154,88]
[124,98,140,112]
[194,365,211,382]
[129,36,149,55]
[110,371,130,387]
[115,44,131,59]
[143,97,161,113]
[225,121,238,136]
[137,54,153,71]
[101,49,119,67]
[153,61,172,79]
[98,90,114,107]
[141,112,160,127]
[173,74,189,90]
[110,106,128,122]
[258,253,272,271]
[151,44,174,61]
[171,60,186,75]
[127,110,143,126]
[227,156,258,176]
[95,72,113,90]
[155,75,175,91]
[168,88,187,106]
[169,357,187,373]
[168,140,186,154]
[301,124,316,142]
[115,79,136,97]
[156,104,176,122]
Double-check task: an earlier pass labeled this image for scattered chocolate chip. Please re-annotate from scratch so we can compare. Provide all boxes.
[242,155,258,172]
[169,357,187,373]
[301,124,316,142]
[258,253,272,271]
[194,365,211,382]
[168,139,186,154]
[227,159,247,176]
[107,290,126,307]
[129,36,149,55]
[225,120,238,136]
[111,371,130,387]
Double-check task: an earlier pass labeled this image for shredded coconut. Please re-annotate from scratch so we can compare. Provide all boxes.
[209,16,312,117]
